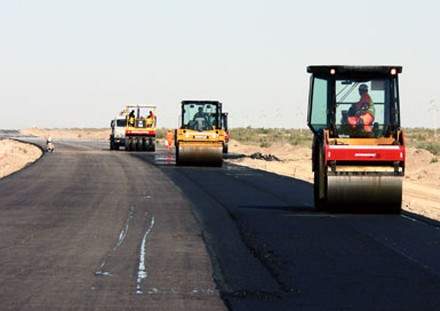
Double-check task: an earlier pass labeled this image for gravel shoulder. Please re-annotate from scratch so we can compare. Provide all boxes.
[0,139,42,179]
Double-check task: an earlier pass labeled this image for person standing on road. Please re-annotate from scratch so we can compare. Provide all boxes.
[166,129,174,151]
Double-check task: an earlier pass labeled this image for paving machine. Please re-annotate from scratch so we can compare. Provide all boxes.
[307,66,405,213]
[111,105,157,152]
[175,100,226,166]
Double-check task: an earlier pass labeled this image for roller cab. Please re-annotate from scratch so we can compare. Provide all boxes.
[175,100,226,166]
[307,66,405,213]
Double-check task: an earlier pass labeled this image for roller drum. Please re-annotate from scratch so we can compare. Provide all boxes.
[177,144,223,166]
[327,175,402,210]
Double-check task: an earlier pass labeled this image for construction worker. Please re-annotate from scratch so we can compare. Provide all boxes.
[146,110,156,128]
[166,129,174,151]
[128,110,136,127]
[347,84,375,132]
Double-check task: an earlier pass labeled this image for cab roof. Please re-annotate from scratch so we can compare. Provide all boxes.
[307,65,402,77]
[181,100,221,105]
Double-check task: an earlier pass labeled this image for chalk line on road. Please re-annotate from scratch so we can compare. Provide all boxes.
[95,206,134,277]
[136,215,155,295]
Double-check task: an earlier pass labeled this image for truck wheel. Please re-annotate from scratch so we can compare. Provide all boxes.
[146,138,154,152]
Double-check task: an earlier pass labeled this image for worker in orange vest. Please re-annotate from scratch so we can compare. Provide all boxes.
[347,84,375,132]
[166,129,174,150]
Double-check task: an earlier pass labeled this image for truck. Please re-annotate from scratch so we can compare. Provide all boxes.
[109,115,127,150]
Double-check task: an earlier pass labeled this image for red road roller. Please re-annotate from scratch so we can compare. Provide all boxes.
[307,66,405,213]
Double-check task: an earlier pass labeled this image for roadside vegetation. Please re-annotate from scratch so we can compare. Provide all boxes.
[229,127,440,154]
[404,128,440,155]
[230,127,312,148]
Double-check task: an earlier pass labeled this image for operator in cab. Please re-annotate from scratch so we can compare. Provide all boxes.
[347,84,375,132]
[192,106,211,130]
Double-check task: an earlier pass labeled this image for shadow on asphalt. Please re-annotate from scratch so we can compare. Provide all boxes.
[131,151,440,311]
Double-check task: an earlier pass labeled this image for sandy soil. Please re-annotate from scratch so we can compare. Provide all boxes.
[0,139,42,179]
[227,139,440,221]
[21,128,110,140]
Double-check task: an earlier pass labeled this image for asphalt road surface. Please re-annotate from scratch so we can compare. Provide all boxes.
[1,139,440,310]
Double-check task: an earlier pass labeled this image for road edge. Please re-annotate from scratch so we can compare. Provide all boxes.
[0,138,45,181]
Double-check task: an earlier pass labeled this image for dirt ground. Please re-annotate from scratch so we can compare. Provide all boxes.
[21,128,110,140]
[0,139,42,179]
[227,139,440,221]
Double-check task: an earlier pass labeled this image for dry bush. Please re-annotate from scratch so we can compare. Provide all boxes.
[230,127,440,152]
[405,128,440,155]
[230,127,312,147]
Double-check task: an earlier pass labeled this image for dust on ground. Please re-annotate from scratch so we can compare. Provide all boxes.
[227,139,440,221]
[21,128,110,140]
[0,139,42,179]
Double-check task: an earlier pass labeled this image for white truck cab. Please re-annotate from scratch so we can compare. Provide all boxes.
[110,117,127,150]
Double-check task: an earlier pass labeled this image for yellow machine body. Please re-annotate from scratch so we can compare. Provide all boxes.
[175,128,225,166]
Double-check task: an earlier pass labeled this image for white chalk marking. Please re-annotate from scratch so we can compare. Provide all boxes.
[114,207,134,250]
[96,207,134,276]
[136,215,155,294]
[144,287,216,295]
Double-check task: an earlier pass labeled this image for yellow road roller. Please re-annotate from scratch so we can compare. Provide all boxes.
[307,66,405,213]
[175,100,226,166]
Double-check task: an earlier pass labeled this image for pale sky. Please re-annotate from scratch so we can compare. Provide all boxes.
[1,0,439,129]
